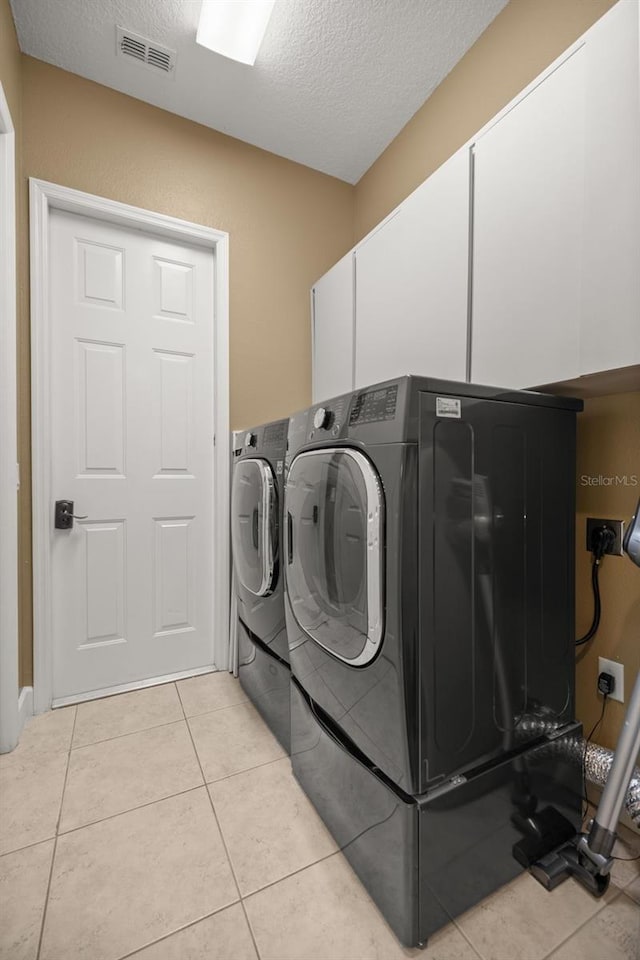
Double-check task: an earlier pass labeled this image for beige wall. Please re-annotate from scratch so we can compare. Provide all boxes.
[354,0,617,240]
[0,0,21,120]
[575,392,640,750]
[21,58,354,428]
[15,57,354,684]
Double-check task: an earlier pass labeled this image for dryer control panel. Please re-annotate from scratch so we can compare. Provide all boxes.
[349,384,398,425]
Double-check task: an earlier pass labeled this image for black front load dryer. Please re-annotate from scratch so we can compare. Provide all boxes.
[284,376,584,946]
[231,418,290,752]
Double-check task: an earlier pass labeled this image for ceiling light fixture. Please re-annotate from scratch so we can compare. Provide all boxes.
[196,0,276,66]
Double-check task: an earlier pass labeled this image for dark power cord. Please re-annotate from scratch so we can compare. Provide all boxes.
[581,692,609,821]
[575,526,616,647]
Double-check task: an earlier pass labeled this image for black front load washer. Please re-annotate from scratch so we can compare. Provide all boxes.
[284,376,584,946]
[231,418,290,752]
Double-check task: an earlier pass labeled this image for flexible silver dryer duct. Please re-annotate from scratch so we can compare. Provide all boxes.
[584,741,640,828]
[517,718,640,828]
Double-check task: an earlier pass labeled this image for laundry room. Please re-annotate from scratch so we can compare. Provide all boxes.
[0,1,638,958]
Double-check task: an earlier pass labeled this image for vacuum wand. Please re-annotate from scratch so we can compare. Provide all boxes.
[580,668,640,864]
[530,496,640,896]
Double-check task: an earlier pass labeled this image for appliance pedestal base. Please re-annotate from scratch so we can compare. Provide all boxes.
[291,678,583,948]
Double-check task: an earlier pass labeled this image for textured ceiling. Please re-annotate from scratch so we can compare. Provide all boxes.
[10,0,508,183]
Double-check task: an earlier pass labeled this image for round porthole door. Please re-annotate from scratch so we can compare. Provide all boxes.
[285,448,384,666]
[231,458,278,597]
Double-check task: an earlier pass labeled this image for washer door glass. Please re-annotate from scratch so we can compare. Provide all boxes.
[232,458,278,597]
[285,448,384,666]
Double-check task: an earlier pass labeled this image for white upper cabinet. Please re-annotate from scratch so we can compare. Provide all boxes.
[312,252,354,403]
[354,147,470,389]
[471,47,586,389]
[471,0,640,389]
[581,0,640,374]
[311,1,639,397]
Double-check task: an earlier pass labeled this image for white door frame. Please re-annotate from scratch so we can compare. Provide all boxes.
[0,85,19,750]
[30,179,230,714]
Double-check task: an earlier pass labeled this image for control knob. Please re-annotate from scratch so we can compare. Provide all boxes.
[313,407,331,430]
[244,432,256,447]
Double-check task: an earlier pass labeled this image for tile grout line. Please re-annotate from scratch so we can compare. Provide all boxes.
[451,916,487,960]
[175,681,264,960]
[70,714,187,751]
[204,750,289,785]
[180,681,343,911]
[241,847,340,902]
[66,677,248,752]
[539,880,631,960]
[115,845,640,960]
[117,847,344,960]
[0,834,59,859]
[21,678,394,960]
[453,871,632,960]
[35,704,78,960]
[70,693,250,752]
[116,900,247,960]
[55,783,206,839]
[54,748,290,840]
[181,698,250,722]
[0,750,284,858]
[17,708,286,850]
[179,682,344,930]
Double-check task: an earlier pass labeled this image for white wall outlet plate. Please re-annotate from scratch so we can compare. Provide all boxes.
[598,657,624,703]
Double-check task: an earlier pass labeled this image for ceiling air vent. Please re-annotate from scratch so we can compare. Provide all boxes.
[116,27,176,78]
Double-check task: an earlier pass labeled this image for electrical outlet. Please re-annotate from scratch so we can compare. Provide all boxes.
[586,518,624,556]
[598,657,624,703]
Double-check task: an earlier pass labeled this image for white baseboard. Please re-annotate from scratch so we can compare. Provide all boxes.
[18,686,33,735]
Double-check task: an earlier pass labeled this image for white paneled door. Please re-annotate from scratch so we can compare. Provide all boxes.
[50,210,215,702]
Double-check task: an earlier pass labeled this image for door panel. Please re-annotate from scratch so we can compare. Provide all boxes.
[77,239,124,309]
[76,340,125,475]
[82,521,126,647]
[153,350,194,476]
[50,209,215,700]
[154,257,194,322]
[285,448,384,667]
[153,517,194,636]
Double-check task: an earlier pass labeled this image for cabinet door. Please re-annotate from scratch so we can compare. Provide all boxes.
[312,253,354,403]
[471,47,586,389]
[354,148,470,389]
[582,0,640,374]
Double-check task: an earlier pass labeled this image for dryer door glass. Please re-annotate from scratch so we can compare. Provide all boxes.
[232,458,278,597]
[285,448,384,666]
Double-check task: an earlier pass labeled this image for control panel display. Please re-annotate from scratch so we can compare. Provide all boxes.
[349,385,398,425]
[263,421,287,445]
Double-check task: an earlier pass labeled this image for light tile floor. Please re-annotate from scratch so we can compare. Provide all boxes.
[0,673,638,960]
